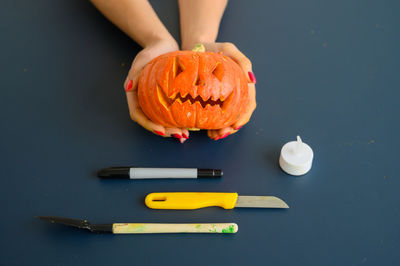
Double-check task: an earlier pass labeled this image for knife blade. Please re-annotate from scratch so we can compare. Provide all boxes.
[37,216,238,234]
[145,192,289,210]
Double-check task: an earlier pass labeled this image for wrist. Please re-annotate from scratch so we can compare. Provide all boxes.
[181,34,216,50]
[144,34,178,50]
[142,37,179,58]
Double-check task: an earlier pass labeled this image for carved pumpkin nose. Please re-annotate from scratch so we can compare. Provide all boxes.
[194,75,204,86]
[138,49,249,130]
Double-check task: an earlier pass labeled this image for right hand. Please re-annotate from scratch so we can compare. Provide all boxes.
[124,39,190,143]
[183,42,256,140]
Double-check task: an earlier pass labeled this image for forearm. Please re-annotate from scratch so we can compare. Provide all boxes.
[178,0,228,50]
[90,0,177,48]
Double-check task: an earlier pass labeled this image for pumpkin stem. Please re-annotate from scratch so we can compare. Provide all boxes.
[192,43,205,52]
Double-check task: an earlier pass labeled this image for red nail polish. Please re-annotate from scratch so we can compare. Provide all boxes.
[219,133,230,140]
[154,130,164,136]
[125,80,133,91]
[248,72,256,84]
[214,136,220,141]
[182,133,189,139]
[172,134,182,139]
[234,126,242,130]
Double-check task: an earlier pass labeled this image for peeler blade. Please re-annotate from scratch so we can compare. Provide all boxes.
[37,216,113,233]
[37,216,91,230]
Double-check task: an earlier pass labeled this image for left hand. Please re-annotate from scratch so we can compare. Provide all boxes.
[183,42,256,140]
[125,39,190,143]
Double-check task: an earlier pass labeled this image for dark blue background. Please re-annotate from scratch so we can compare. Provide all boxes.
[1,0,399,265]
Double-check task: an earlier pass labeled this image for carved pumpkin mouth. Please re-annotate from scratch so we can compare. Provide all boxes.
[157,84,233,110]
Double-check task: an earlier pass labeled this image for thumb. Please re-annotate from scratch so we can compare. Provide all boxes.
[220,43,256,84]
[124,51,153,92]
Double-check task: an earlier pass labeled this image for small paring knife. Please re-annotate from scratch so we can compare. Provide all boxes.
[145,192,289,210]
[37,216,238,234]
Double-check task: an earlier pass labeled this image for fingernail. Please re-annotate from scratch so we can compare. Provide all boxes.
[172,134,182,139]
[248,72,256,84]
[219,133,230,140]
[214,136,220,141]
[154,130,164,136]
[234,125,242,130]
[182,133,189,139]
[125,80,133,91]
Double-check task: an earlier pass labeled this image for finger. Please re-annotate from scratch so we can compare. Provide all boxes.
[214,127,234,140]
[179,137,187,144]
[126,92,166,136]
[207,129,218,140]
[165,128,184,139]
[124,69,141,92]
[124,50,153,91]
[182,128,189,139]
[220,43,255,83]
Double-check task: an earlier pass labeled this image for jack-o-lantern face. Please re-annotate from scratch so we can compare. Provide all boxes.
[138,50,249,129]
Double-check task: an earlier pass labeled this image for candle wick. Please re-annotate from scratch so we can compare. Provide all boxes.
[297,135,302,144]
[295,135,303,154]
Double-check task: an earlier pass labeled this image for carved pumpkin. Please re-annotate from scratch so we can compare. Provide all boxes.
[138,45,249,130]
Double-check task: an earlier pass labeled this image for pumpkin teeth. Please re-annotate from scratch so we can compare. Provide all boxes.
[159,84,232,109]
[183,98,193,106]
[200,94,209,102]
[175,98,183,105]
[194,101,203,108]
[168,92,178,99]
[211,95,219,102]
[188,90,197,99]
[180,92,189,98]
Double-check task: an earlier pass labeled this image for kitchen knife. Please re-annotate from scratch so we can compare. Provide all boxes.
[145,192,289,210]
[37,216,238,234]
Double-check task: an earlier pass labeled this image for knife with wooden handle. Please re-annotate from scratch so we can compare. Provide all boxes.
[37,216,238,234]
[145,192,289,210]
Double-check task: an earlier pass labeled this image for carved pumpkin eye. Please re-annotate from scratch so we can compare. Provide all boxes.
[212,62,224,81]
[173,57,184,79]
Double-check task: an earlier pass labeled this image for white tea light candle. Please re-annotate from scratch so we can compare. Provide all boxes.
[279,136,314,176]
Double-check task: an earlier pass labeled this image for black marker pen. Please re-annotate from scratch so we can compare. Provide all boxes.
[97,167,222,179]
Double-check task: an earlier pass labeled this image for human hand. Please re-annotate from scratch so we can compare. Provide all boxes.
[124,40,190,143]
[183,42,256,140]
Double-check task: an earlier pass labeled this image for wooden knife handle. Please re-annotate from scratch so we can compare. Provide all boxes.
[145,192,238,210]
[112,223,238,234]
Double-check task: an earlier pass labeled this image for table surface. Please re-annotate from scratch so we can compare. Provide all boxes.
[1,0,399,265]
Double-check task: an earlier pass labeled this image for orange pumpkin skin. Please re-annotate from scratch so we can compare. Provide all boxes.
[138,50,249,129]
